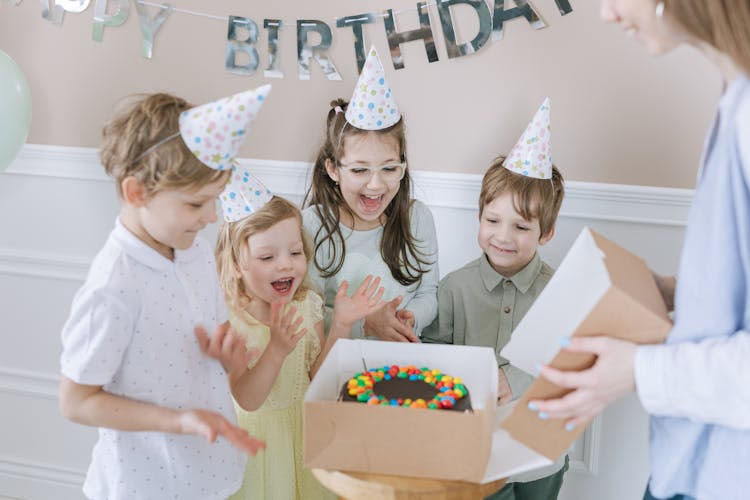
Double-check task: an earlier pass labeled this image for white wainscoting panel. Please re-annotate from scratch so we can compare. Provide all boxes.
[0,145,692,500]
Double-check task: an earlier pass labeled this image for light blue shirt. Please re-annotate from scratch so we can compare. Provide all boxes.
[634,76,750,500]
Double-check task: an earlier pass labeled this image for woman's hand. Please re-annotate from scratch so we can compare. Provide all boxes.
[363,295,419,342]
[528,336,638,430]
[332,275,387,332]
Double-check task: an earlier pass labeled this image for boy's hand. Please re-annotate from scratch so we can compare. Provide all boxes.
[497,368,513,405]
[332,276,387,332]
[363,296,419,343]
[266,302,307,358]
[194,323,259,376]
[178,409,266,456]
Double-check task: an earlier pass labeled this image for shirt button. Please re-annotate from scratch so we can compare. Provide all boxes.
[504,280,512,286]
[503,306,511,314]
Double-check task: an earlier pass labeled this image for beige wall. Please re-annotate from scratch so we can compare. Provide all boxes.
[0,0,720,188]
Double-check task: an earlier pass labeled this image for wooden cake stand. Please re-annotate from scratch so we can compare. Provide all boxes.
[312,468,506,499]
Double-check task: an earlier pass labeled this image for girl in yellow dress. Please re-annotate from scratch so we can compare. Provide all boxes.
[216,190,386,500]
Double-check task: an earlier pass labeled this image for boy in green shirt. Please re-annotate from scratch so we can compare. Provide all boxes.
[423,99,568,500]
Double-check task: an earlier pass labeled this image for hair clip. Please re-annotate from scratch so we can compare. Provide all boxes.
[334,105,344,114]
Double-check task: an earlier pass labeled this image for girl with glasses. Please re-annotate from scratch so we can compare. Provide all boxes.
[302,47,439,342]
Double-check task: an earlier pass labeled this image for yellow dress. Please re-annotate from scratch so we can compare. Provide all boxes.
[229,291,335,500]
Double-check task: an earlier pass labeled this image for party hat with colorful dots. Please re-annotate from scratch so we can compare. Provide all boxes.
[179,84,271,171]
[345,46,400,130]
[219,164,273,222]
[503,98,552,179]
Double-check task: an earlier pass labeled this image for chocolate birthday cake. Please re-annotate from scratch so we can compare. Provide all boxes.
[340,365,472,411]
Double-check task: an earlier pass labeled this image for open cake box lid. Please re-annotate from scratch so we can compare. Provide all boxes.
[498,227,672,462]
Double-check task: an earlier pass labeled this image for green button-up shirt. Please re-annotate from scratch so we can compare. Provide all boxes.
[423,252,567,483]
[423,252,553,397]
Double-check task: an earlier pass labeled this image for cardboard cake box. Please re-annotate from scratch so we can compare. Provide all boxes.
[304,227,673,483]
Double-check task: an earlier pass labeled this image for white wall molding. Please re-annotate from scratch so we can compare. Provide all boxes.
[0,248,89,282]
[0,368,59,401]
[0,455,85,490]
[5,144,693,227]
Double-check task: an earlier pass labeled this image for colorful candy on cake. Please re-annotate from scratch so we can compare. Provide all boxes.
[340,365,472,411]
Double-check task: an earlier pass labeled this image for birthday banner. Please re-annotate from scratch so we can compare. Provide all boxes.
[6,0,573,79]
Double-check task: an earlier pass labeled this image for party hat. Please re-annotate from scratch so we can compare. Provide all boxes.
[219,164,273,222]
[179,84,271,171]
[503,98,552,179]
[345,46,400,130]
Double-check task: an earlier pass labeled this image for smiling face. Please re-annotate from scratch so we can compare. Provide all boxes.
[238,217,308,306]
[129,175,227,259]
[478,193,553,277]
[325,131,403,230]
[600,0,687,54]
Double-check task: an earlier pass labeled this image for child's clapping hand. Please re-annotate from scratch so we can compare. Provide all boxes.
[194,322,260,377]
[266,301,308,358]
[177,408,266,456]
[332,275,387,334]
[363,295,419,343]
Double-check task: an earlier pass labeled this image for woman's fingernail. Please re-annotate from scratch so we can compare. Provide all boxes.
[559,337,571,348]
[527,402,538,411]
[565,422,576,431]
[538,411,549,420]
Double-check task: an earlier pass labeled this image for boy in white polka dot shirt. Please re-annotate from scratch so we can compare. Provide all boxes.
[59,88,271,500]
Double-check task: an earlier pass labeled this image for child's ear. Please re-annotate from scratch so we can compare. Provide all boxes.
[324,158,340,184]
[121,176,147,207]
[539,225,556,246]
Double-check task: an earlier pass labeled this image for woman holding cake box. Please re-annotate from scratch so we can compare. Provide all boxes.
[528,2,750,500]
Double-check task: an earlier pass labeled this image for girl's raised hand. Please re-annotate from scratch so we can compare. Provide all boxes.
[333,275,387,331]
[178,408,266,456]
[266,301,307,357]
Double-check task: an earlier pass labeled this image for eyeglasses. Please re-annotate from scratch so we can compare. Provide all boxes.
[336,161,407,184]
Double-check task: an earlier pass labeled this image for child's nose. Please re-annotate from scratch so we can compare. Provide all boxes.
[366,170,386,190]
[204,200,219,224]
[277,254,293,269]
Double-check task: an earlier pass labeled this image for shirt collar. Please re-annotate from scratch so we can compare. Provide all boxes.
[112,218,202,270]
[479,252,542,294]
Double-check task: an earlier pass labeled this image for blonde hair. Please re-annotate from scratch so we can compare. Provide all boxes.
[479,157,565,239]
[100,93,229,199]
[303,98,432,286]
[664,0,750,76]
[216,196,313,313]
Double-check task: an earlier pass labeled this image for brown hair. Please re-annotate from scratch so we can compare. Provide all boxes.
[479,156,565,238]
[216,196,313,313]
[664,0,750,76]
[100,93,229,199]
[302,98,431,286]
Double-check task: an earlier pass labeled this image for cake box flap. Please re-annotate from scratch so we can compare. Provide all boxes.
[499,227,672,460]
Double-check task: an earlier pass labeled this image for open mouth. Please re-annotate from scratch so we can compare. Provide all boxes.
[359,194,384,213]
[271,277,295,295]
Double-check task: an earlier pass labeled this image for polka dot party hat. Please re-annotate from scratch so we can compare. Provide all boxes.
[219,164,273,222]
[345,46,401,130]
[179,84,272,171]
[503,98,552,179]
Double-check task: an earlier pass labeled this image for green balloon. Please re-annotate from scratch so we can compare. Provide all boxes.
[0,50,32,172]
